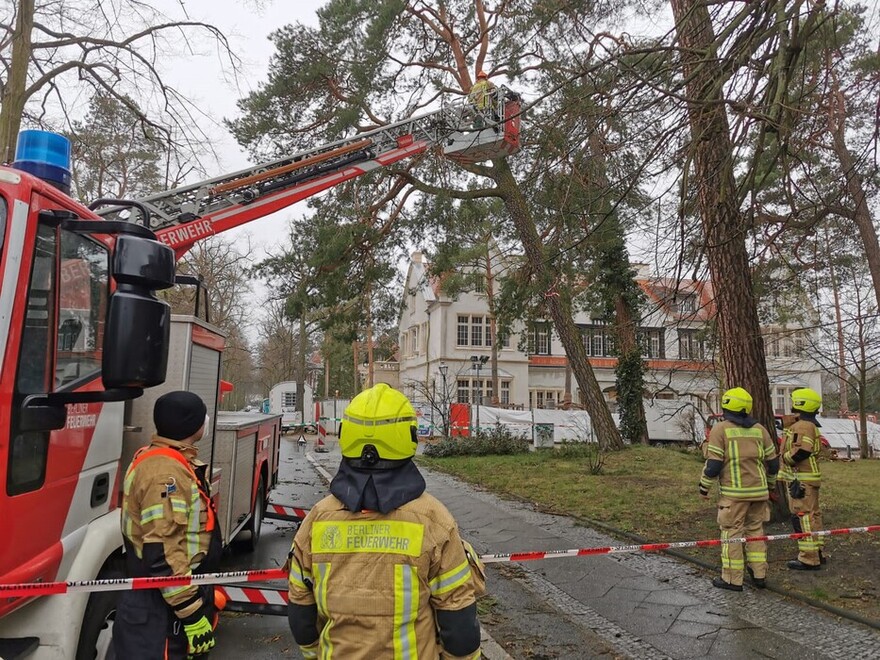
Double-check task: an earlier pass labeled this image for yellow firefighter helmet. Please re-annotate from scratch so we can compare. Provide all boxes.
[721,387,753,415]
[791,388,822,414]
[340,383,418,461]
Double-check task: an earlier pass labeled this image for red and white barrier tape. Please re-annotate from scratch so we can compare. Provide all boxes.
[2,524,877,598]
[478,524,880,564]
[217,585,287,606]
[266,504,310,520]
[0,569,285,599]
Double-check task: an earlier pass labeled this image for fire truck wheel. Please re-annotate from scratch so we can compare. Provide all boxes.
[75,558,124,660]
[243,476,265,552]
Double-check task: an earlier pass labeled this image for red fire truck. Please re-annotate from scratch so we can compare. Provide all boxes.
[0,89,520,659]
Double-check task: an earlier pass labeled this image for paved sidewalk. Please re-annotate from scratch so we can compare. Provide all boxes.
[308,442,880,660]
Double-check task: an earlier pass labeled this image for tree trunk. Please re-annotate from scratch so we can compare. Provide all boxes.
[857,316,870,459]
[670,0,774,433]
[586,127,649,445]
[365,285,374,388]
[0,0,35,163]
[297,313,306,422]
[484,245,500,404]
[830,113,880,313]
[492,158,625,450]
[825,228,849,413]
[614,296,649,445]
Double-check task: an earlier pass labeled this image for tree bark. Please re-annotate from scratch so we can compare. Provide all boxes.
[297,313,306,422]
[830,111,880,313]
[614,296,649,444]
[670,0,774,432]
[0,0,35,163]
[484,244,500,405]
[492,158,625,450]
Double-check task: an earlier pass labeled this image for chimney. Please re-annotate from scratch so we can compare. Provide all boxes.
[411,250,423,263]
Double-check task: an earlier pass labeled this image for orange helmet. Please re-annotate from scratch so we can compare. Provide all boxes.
[476,70,488,79]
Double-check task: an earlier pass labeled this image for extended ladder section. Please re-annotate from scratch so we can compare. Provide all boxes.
[99,88,521,256]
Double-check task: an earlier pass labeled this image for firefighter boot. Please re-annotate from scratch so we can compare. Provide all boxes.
[712,577,743,592]
[746,567,766,589]
[787,560,821,571]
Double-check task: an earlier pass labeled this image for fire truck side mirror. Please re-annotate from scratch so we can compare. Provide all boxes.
[102,236,175,389]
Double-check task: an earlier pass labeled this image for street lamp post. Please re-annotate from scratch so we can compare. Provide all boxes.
[471,355,489,435]
[439,361,448,437]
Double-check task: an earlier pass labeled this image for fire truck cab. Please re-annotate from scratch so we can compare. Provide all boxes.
[0,90,522,658]
[0,132,192,659]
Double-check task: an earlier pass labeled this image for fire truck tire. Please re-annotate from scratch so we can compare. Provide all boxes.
[243,476,265,552]
[75,557,124,660]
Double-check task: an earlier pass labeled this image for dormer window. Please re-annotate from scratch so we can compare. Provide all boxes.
[678,294,697,314]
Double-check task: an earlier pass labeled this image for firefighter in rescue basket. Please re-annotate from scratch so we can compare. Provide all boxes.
[114,391,223,658]
[287,384,484,659]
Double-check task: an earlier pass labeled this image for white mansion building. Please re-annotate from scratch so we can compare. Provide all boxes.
[397,251,823,417]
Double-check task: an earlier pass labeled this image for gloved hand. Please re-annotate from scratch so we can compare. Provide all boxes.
[698,484,709,499]
[181,610,216,656]
[298,641,319,660]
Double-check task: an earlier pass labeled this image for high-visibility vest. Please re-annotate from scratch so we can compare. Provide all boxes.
[129,446,216,532]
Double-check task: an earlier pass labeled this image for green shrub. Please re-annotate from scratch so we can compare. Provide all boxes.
[423,424,530,457]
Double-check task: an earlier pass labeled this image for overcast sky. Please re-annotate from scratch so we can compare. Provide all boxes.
[149,0,327,264]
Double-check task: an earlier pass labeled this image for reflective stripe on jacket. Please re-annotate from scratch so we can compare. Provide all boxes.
[121,436,216,618]
[782,419,822,483]
[289,492,477,659]
[701,421,778,500]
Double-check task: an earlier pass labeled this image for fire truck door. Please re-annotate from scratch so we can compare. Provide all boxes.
[2,193,113,592]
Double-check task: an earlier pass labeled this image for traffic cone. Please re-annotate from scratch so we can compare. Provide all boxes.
[316,435,328,453]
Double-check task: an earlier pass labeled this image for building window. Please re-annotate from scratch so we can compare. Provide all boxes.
[457,315,469,346]
[581,322,614,357]
[471,317,483,347]
[410,326,419,356]
[766,335,780,358]
[471,379,484,404]
[678,294,697,314]
[530,389,563,409]
[640,329,665,359]
[456,377,501,403]
[484,317,492,347]
[530,323,551,355]
[282,391,297,408]
[678,329,707,360]
[457,379,470,403]
[501,381,510,405]
[774,387,789,414]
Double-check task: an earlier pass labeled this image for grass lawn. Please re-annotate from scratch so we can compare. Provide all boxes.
[419,445,880,621]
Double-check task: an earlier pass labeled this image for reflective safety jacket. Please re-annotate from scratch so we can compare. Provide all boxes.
[120,436,218,619]
[288,492,480,659]
[780,418,822,484]
[468,79,496,110]
[701,420,778,501]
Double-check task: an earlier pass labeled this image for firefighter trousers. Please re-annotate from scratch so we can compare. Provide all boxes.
[717,497,770,586]
[786,482,823,565]
[114,586,214,659]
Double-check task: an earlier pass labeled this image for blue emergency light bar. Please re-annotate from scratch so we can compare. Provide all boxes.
[13,129,72,194]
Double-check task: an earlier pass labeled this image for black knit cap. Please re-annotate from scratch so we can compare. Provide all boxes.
[154,391,207,441]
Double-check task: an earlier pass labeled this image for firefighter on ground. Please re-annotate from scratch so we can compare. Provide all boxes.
[700,387,780,591]
[287,383,483,659]
[114,391,223,659]
[468,70,498,126]
[779,387,825,570]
